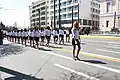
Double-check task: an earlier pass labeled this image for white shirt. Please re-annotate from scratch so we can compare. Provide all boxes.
[18,32,21,37]
[12,31,15,36]
[40,30,45,36]
[66,30,69,35]
[22,31,28,37]
[29,31,34,37]
[45,29,51,36]
[53,30,58,36]
[34,30,40,37]
[59,29,64,35]
[15,32,17,36]
[71,28,80,39]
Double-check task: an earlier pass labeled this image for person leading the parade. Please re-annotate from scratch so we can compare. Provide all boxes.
[71,21,81,60]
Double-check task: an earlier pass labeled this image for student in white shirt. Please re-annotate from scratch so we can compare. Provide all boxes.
[45,26,51,46]
[40,27,45,46]
[10,31,12,42]
[14,30,17,43]
[12,31,15,42]
[39,28,41,42]
[21,29,24,45]
[59,28,64,44]
[53,29,58,44]
[24,29,28,46]
[65,29,70,42]
[71,21,81,61]
[17,30,21,44]
[34,28,40,49]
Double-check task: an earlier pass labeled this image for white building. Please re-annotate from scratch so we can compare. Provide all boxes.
[29,0,100,30]
[29,0,48,27]
[48,0,100,30]
[100,0,120,31]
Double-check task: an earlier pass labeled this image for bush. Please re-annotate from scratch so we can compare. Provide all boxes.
[111,28,119,32]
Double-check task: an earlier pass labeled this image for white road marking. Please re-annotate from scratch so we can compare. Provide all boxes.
[96,49,120,54]
[107,44,120,47]
[54,64,100,80]
[105,46,120,49]
[44,51,120,74]
[83,40,120,45]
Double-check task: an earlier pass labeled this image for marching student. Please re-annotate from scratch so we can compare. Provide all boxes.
[38,28,41,45]
[12,31,15,42]
[10,31,12,42]
[0,29,4,45]
[34,28,40,49]
[24,29,28,46]
[59,28,64,45]
[21,29,24,45]
[71,21,81,60]
[17,30,21,44]
[6,31,9,40]
[14,30,17,43]
[53,29,58,44]
[65,29,70,43]
[45,26,51,47]
[40,27,45,46]
[29,29,34,47]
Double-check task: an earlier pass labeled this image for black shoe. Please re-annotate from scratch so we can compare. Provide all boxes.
[73,56,77,61]
[76,56,80,60]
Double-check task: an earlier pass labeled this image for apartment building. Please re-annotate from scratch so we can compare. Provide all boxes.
[100,0,120,31]
[29,0,48,27]
[48,0,100,29]
[29,0,100,30]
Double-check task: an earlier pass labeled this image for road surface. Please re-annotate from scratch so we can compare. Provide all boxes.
[0,36,120,80]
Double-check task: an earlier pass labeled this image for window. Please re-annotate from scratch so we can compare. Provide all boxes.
[74,13,78,17]
[74,0,78,3]
[41,7,45,10]
[83,19,87,25]
[106,21,109,27]
[88,20,91,26]
[106,2,110,13]
[63,14,66,18]
[32,10,35,13]
[41,22,45,25]
[41,17,45,20]
[41,12,45,15]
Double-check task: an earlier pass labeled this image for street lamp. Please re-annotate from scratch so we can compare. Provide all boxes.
[72,6,73,28]
[37,9,41,28]
[113,12,116,32]
[58,0,61,29]
[78,3,79,27]
[54,0,56,29]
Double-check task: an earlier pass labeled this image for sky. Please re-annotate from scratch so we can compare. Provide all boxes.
[0,0,37,29]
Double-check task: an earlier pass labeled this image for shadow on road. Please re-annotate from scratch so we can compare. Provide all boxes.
[80,60,107,64]
[0,44,23,58]
[48,45,62,49]
[0,66,43,80]
[39,47,52,51]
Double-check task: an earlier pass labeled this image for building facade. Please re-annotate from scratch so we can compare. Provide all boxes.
[100,0,120,31]
[48,0,100,29]
[29,0,48,27]
[29,0,100,29]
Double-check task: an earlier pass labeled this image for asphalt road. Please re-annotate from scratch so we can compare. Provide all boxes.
[0,36,120,80]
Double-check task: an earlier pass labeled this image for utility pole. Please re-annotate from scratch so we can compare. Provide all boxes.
[113,12,116,32]
[54,0,56,29]
[59,0,61,29]
[37,9,41,28]
[78,4,79,26]
[72,6,73,27]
